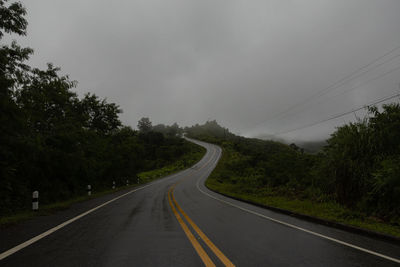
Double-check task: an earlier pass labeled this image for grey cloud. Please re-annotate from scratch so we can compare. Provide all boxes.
[10,0,400,141]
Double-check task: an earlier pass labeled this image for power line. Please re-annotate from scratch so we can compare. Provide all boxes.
[273,92,400,136]
[280,63,400,117]
[252,44,400,128]
[275,52,400,121]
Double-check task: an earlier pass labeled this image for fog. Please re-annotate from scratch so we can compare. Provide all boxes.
[9,0,400,141]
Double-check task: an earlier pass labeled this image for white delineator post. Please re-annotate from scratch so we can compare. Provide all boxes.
[126,180,129,186]
[112,181,116,189]
[87,185,91,196]
[32,191,39,211]
[137,177,140,184]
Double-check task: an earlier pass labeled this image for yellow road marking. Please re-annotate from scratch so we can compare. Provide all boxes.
[171,188,235,267]
[168,145,234,266]
[168,187,216,267]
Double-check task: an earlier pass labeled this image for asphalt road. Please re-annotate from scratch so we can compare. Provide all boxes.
[0,138,399,266]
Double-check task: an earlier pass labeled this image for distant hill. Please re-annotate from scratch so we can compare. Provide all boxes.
[254,134,326,154]
[295,141,327,154]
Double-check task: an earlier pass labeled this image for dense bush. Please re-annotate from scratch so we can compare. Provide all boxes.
[319,105,400,218]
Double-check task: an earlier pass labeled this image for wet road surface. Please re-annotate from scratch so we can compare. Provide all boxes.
[0,138,399,266]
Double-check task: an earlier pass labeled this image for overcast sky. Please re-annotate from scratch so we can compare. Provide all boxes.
[8,0,400,141]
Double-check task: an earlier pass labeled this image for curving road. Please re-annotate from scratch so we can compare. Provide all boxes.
[0,139,399,266]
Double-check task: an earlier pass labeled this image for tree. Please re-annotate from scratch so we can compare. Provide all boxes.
[0,0,27,38]
[0,0,32,215]
[166,122,180,137]
[152,123,166,134]
[81,93,121,135]
[137,117,152,133]
[319,103,400,212]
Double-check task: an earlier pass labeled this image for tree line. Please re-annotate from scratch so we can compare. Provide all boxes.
[185,108,400,222]
[0,1,195,216]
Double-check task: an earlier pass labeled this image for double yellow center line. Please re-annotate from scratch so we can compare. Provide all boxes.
[168,184,235,267]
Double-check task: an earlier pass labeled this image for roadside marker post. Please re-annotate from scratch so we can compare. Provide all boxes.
[112,181,116,190]
[126,179,129,186]
[87,185,91,196]
[32,191,39,211]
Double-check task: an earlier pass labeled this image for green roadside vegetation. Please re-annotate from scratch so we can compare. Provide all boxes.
[138,144,206,183]
[185,111,400,238]
[0,140,205,226]
[206,150,400,237]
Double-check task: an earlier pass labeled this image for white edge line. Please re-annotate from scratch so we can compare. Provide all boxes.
[195,146,400,264]
[0,167,196,261]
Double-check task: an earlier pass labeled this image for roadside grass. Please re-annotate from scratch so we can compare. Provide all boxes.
[0,142,206,227]
[138,145,206,182]
[206,179,400,238]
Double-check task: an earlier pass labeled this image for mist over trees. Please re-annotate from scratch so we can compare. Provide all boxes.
[0,1,192,216]
[185,107,400,221]
[184,120,232,141]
